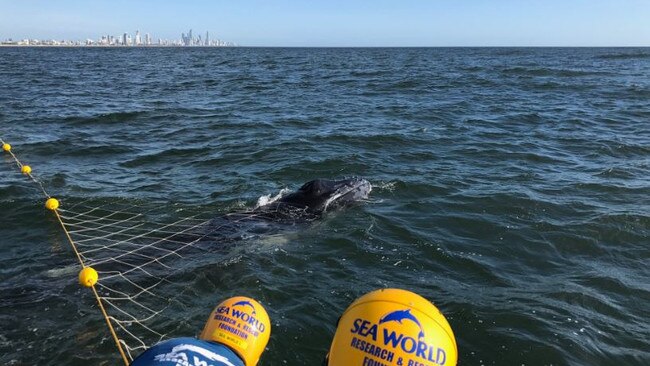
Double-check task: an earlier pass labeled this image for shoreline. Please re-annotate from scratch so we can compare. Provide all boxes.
[0,44,236,48]
[1,45,648,49]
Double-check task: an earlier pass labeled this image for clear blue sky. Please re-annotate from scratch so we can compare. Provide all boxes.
[1,0,649,46]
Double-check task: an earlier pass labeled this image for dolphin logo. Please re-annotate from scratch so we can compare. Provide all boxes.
[379,309,425,339]
[233,300,256,315]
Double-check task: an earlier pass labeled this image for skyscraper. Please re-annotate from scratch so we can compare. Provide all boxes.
[181,31,192,46]
[135,30,141,46]
[205,31,209,46]
[145,33,151,45]
[122,33,128,46]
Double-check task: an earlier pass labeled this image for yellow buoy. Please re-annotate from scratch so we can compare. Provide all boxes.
[21,165,32,175]
[45,197,60,210]
[2,143,10,152]
[79,267,98,287]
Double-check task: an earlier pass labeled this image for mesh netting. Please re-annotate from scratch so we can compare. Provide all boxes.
[1,138,315,362]
[57,200,215,359]
[53,199,292,360]
[0,139,281,362]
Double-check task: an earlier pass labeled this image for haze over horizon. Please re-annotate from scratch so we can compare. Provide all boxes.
[1,0,649,47]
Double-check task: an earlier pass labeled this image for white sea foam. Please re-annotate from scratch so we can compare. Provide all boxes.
[374,180,397,191]
[255,188,291,208]
[45,264,78,278]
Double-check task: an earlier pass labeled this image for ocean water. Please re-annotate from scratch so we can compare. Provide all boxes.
[0,47,649,365]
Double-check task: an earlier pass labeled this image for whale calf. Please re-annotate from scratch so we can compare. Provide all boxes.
[200,177,372,242]
[69,178,372,277]
[247,177,372,222]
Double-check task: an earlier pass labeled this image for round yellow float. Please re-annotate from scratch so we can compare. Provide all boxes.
[79,267,99,287]
[45,198,60,210]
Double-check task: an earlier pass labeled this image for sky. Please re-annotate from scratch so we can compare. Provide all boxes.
[1,0,649,46]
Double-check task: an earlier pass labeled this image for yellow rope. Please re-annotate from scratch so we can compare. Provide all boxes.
[53,210,86,266]
[92,284,130,365]
[1,138,130,366]
[54,208,130,365]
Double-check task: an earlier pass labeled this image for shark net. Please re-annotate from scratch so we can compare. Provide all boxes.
[1,138,285,363]
[57,199,216,361]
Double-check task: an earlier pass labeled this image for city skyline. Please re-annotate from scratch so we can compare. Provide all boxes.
[1,28,235,47]
[0,0,649,46]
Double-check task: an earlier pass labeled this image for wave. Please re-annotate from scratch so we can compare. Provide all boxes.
[119,147,209,167]
[388,79,423,89]
[597,52,650,60]
[594,167,636,179]
[501,66,611,77]
[349,69,389,77]
[62,110,150,126]
[20,138,136,157]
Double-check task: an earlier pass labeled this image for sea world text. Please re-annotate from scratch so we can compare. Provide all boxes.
[215,306,267,333]
[350,318,447,365]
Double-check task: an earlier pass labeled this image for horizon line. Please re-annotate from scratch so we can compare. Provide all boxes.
[1,45,649,48]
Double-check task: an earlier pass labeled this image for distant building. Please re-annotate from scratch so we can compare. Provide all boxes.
[2,28,235,47]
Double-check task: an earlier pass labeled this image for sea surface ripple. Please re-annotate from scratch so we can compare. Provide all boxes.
[0,47,649,365]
